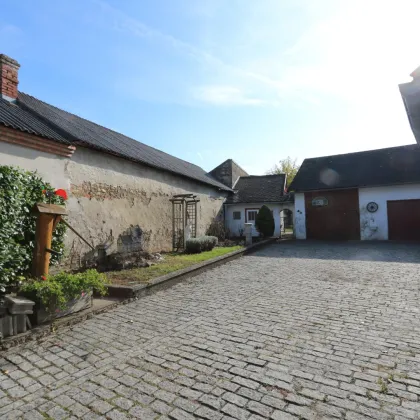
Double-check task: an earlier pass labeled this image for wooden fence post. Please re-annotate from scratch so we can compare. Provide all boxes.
[32,203,67,278]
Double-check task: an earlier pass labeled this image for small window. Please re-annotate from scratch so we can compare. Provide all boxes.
[247,210,258,221]
[233,211,241,220]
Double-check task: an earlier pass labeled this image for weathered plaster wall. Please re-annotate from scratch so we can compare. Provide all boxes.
[225,203,285,237]
[1,142,227,264]
[0,141,69,188]
[359,184,420,240]
[66,147,227,258]
[294,193,306,239]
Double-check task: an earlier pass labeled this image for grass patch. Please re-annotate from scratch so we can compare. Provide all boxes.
[106,246,243,286]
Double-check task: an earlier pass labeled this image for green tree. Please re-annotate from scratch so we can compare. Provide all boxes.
[267,156,300,187]
[255,205,275,237]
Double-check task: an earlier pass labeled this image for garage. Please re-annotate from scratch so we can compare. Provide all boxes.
[290,145,420,241]
[304,189,360,240]
[388,199,420,240]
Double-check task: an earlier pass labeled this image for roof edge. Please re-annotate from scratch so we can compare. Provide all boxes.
[17,92,232,191]
[74,142,232,192]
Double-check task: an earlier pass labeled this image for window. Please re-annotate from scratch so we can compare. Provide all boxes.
[233,211,241,220]
[247,210,258,221]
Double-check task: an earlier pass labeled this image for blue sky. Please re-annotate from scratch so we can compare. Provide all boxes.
[1,0,418,174]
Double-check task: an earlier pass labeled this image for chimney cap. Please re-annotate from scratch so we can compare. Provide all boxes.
[0,54,20,69]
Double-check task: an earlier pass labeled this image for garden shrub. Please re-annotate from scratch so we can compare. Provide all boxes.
[0,166,67,284]
[206,219,229,240]
[255,205,275,237]
[19,269,108,312]
[185,236,218,253]
[185,238,202,254]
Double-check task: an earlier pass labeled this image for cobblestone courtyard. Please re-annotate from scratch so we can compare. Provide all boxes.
[2,241,420,419]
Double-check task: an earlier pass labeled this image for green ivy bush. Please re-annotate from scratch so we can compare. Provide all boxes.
[255,205,275,237]
[0,166,67,284]
[185,236,218,254]
[19,269,108,312]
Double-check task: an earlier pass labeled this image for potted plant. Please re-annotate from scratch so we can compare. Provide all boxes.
[18,269,109,325]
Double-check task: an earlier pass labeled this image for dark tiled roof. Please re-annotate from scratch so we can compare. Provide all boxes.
[278,192,294,203]
[399,81,420,144]
[11,92,230,191]
[225,174,286,204]
[0,97,68,143]
[289,144,420,192]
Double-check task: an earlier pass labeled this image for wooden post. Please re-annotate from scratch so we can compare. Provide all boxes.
[32,213,55,278]
[32,203,67,278]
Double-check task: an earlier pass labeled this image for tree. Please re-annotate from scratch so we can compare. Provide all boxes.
[255,205,275,237]
[267,156,300,187]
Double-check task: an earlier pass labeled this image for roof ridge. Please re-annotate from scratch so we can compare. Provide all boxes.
[19,91,207,171]
[304,144,419,162]
[17,91,231,191]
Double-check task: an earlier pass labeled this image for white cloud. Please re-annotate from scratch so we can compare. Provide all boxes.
[192,85,266,106]
[93,0,420,117]
[92,0,293,106]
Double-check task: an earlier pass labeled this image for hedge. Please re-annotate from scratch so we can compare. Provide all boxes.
[0,166,67,284]
[185,236,218,254]
[255,205,275,237]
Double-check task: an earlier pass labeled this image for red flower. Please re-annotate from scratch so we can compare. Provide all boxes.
[41,276,46,281]
[54,189,68,200]
[42,189,47,194]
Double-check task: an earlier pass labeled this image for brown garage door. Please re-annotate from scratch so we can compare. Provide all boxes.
[388,199,420,240]
[305,189,360,240]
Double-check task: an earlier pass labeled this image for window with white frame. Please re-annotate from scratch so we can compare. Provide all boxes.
[233,211,241,220]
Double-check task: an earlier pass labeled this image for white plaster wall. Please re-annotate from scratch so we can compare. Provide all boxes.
[294,192,306,239]
[225,203,283,237]
[0,142,69,189]
[359,184,420,240]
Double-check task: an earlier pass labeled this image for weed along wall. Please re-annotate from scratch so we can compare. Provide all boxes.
[0,142,227,267]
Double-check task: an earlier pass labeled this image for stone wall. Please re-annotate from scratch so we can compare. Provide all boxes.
[0,141,227,266]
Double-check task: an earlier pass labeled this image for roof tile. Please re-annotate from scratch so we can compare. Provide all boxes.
[290,144,420,192]
[226,174,286,204]
[1,92,231,191]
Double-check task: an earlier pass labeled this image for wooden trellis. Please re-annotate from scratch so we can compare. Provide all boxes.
[170,194,200,250]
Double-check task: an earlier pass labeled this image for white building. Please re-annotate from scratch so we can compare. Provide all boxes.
[223,174,294,238]
[290,144,420,241]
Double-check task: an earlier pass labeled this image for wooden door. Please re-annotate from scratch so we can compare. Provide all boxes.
[388,199,420,240]
[305,189,360,240]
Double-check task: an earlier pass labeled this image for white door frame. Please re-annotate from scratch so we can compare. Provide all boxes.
[245,208,259,236]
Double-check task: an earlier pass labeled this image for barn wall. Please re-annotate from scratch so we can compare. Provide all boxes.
[359,184,420,240]
[0,141,69,188]
[0,141,227,265]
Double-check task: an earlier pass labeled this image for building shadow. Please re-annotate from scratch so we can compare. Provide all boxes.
[250,240,420,263]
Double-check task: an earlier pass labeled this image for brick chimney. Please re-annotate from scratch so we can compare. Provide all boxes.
[0,54,20,101]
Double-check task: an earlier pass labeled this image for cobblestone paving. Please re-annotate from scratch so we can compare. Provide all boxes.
[2,241,420,419]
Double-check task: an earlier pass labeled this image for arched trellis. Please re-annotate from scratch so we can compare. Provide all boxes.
[280,207,294,233]
[278,193,295,236]
[169,194,200,251]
